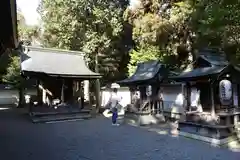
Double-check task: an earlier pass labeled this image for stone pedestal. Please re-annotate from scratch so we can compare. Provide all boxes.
[138,114,165,126]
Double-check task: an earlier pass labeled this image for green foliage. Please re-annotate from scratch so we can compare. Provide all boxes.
[126,0,240,75]
[125,0,194,74]
[17,10,40,44]
[2,55,23,89]
[18,25,40,41]
[35,0,240,80]
[128,45,163,75]
[39,0,129,81]
[0,11,35,83]
[191,0,240,63]
[0,49,19,81]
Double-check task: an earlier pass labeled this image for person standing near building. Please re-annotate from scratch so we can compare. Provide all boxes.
[111,88,122,125]
[108,87,122,125]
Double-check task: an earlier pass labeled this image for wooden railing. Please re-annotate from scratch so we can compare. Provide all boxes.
[138,98,164,115]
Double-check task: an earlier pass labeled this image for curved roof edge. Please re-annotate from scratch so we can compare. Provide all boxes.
[118,60,166,85]
[20,47,101,79]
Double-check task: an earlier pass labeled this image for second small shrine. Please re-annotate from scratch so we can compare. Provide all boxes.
[118,60,171,116]
[171,48,240,139]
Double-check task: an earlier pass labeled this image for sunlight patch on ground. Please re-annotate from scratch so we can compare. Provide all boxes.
[0,107,10,110]
[225,140,240,152]
[156,130,168,135]
[170,130,179,137]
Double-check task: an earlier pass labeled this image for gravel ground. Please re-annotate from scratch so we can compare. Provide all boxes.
[0,107,239,160]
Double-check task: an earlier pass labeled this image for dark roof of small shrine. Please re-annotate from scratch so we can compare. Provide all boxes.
[20,46,101,78]
[197,48,228,66]
[118,60,167,85]
[170,48,230,81]
[171,66,226,81]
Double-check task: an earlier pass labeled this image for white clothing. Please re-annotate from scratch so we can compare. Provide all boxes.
[109,92,122,109]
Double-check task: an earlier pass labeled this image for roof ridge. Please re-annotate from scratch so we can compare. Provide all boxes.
[24,46,85,56]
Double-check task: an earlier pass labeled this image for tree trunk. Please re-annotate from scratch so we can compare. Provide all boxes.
[95,53,100,113]
[95,79,100,113]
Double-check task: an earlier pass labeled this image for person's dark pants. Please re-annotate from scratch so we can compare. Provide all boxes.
[112,109,118,124]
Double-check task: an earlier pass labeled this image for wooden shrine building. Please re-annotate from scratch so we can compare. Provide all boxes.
[118,60,172,116]
[171,48,240,139]
[20,46,101,113]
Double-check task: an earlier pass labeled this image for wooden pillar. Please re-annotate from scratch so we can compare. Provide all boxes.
[72,81,75,97]
[158,87,163,114]
[95,53,101,113]
[238,84,240,107]
[152,85,158,114]
[186,82,191,111]
[80,81,84,109]
[233,83,238,107]
[138,86,145,111]
[37,80,42,105]
[61,79,65,103]
[139,86,146,100]
[210,83,215,116]
[233,83,239,125]
[181,83,186,110]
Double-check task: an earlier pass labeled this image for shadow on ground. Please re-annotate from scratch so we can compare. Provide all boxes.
[0,106,239,160]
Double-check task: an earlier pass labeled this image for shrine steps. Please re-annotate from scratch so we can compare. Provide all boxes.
[177,129,239,146]
[30,110,91,123]
[177,121,240,146]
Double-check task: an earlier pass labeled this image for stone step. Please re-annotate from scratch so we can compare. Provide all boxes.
[31,113,91,123]
[178,122,235,139]
[30,109,91,117]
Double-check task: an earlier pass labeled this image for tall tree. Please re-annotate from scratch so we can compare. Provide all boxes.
[125,0,194,75]
[2,51,25,107]
[17,9,41,45]
[38,0,130,81]
[190,0,240,63]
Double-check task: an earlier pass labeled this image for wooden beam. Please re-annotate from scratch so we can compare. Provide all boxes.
[61,79,65,103]
[10,0,18,47]
[37,80,42,105]
[80,81,84,109]
[233,83,238,107]
[186,82,191,111]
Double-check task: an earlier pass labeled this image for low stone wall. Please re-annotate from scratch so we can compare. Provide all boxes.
[0,89,37,105]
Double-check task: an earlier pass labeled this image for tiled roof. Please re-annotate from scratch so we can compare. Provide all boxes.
[118,60,167,85]
[171,66,226,81]
[20,47,101,78]
[198,48,228,66]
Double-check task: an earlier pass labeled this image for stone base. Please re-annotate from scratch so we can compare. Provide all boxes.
[178,122,234,139]
[125,113,165,126]
[138,114,166,126]
[178,131,238,146]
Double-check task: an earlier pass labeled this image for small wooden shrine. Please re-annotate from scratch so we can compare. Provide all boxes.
[20,46,101,113]
[171,48,240,139]
[118,60,171,116]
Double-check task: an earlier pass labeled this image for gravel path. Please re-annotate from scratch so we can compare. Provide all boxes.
[0,107,239,160]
